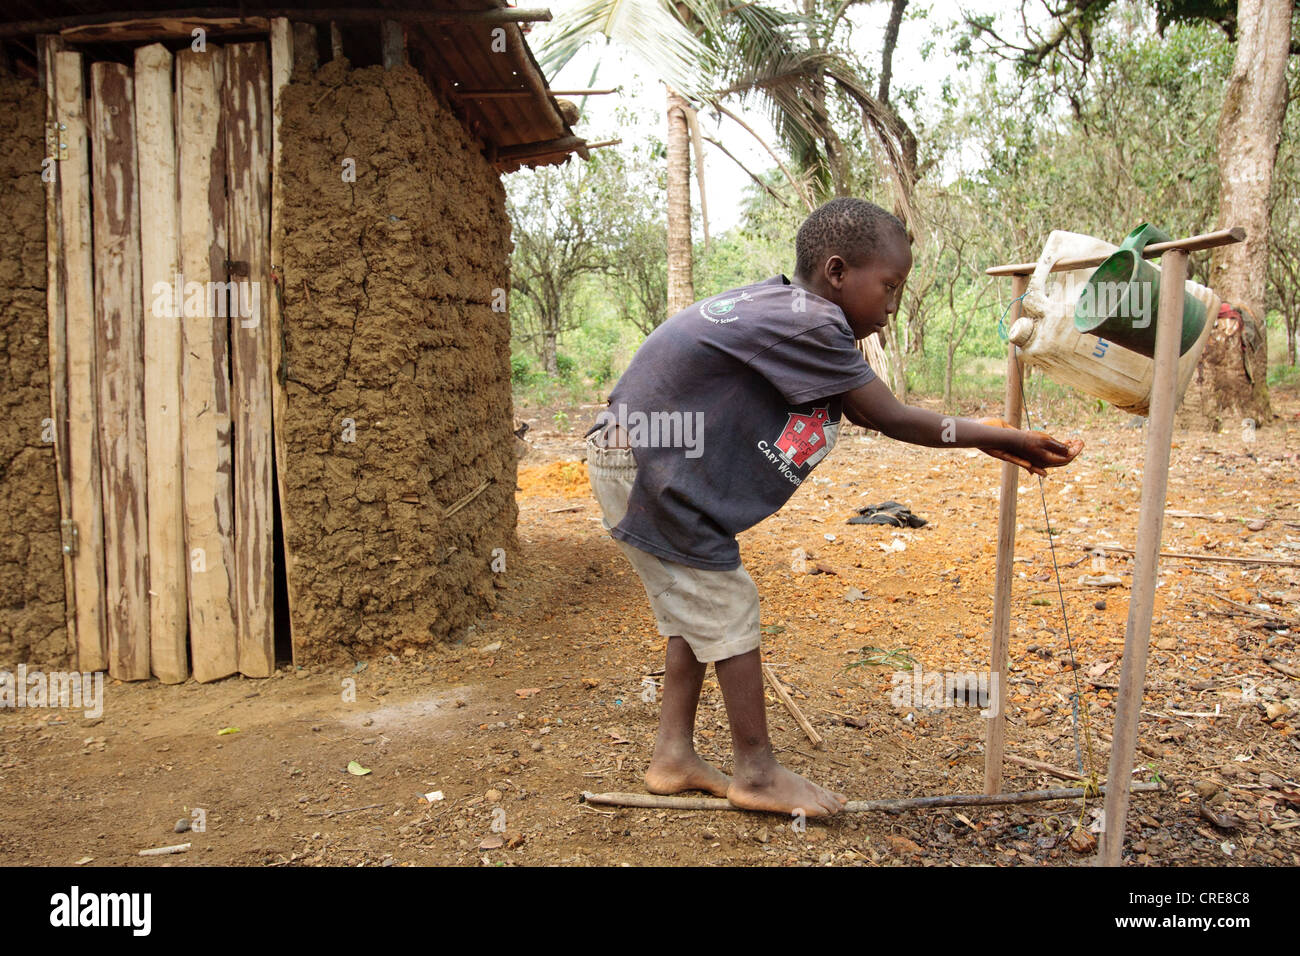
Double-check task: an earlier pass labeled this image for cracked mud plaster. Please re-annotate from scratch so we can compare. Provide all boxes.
[0,73,67,666]
[279,60,517,662]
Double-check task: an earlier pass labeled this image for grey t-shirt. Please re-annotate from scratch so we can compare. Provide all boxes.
[590,275,876,570]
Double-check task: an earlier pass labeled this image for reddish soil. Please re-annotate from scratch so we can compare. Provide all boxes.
[1,388,1297,867]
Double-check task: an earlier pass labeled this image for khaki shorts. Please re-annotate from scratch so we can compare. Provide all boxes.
[585,430,761,664]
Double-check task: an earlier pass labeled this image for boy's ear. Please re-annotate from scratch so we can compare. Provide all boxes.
[824,254,847,289]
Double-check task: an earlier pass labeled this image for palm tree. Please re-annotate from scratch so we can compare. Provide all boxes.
[538,0,913,375]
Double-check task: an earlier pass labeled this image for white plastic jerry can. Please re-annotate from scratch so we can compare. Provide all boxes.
[1007,230,1219,416]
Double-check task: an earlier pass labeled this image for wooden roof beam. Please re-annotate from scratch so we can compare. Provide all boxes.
[0,7,553,38]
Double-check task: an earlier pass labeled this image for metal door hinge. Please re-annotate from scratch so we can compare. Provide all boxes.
[46,122,67,161]
[60,519,78,556]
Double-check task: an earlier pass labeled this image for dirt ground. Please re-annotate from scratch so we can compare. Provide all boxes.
[2,385,1298,867]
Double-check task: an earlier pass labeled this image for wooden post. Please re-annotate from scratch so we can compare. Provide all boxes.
[54,51,108,674]
[983,272,1028,794]
[134,43,189,684]
[38,35,78,663]
[1099,250,1188,866]
[89,62,151,681]
[177,48,239,683]
[330,22,344,61]
[224,43,275,678]
[381,20,407,69]
[269,17,301,665]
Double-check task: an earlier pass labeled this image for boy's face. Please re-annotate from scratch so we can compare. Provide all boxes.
[828,237,912,339]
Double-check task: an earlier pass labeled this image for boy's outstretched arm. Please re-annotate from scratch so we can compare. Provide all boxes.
[841,377,1083,476]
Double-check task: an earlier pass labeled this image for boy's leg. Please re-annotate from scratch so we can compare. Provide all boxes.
[715,648,848,816]
[644,636,730,797]
[585,430,729,797]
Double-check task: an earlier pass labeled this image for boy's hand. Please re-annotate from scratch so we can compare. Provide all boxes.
[977,418,1083,477]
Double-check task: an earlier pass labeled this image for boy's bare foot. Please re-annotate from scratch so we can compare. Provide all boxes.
[727,759,848,816]
[645,749,731,797]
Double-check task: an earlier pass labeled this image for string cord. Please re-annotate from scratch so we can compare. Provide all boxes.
[997,290,1030,342]
[1011,345,1103,823]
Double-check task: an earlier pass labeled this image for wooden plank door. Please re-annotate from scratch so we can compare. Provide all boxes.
[38,36,78,663]
[89,62,151,681]
[53,50,108,674]
[224,43,275,678]
[176,48,238,683]
[134,43,189,684]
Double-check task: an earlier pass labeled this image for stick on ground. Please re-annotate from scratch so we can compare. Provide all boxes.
[762,663,823,749]
[581,781,1162,813]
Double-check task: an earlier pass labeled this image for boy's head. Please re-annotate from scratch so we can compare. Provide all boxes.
[794,198,912,339]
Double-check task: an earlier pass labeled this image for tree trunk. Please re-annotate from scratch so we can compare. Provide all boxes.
[944,345,956,411]
[881,321,907,403]
[541,325,559,377]
[1180,0,1289,429]
[666,86,695,315]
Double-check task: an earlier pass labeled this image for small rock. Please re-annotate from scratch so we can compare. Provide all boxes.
[1246,519,1266,532]
[1264,701,1291,720]
[1193,779,1221,799]
[485,789,502,802]
[530,741,543,752]
[174,818,191,834]
[477,642,502,655]
[1067,827,1097,853]
[479,835,504,850]
[1094,600,1106,611]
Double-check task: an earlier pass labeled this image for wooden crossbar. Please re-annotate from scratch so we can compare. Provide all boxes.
[986,226,1244,276]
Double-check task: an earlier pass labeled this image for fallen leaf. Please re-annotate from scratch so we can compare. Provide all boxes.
[885,834,922,856]
[347,760,371,776]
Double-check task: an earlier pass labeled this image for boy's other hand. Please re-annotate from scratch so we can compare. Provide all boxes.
[977,418,1083,477]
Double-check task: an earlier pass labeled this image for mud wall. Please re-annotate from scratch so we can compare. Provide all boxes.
[279,60,516,663]
[0,73,67,666]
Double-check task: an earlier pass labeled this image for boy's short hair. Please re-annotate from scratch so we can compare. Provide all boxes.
[795,198,909,278]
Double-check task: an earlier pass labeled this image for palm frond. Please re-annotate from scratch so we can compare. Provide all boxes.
[537,0,720,100]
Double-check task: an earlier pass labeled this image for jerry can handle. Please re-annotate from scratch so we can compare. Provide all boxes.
[1117,222,1173,255]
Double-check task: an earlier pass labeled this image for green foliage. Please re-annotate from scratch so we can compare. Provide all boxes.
[511,353,537,385]
[509,3,1296,411]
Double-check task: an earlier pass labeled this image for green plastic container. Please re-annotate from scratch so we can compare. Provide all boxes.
[1073,223,1206,358]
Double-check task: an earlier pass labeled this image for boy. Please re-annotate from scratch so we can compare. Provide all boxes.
[586,198,1082,816]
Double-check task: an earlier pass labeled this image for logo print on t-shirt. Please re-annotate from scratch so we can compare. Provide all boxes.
[700,290,753,324]
[774,406,837,470]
